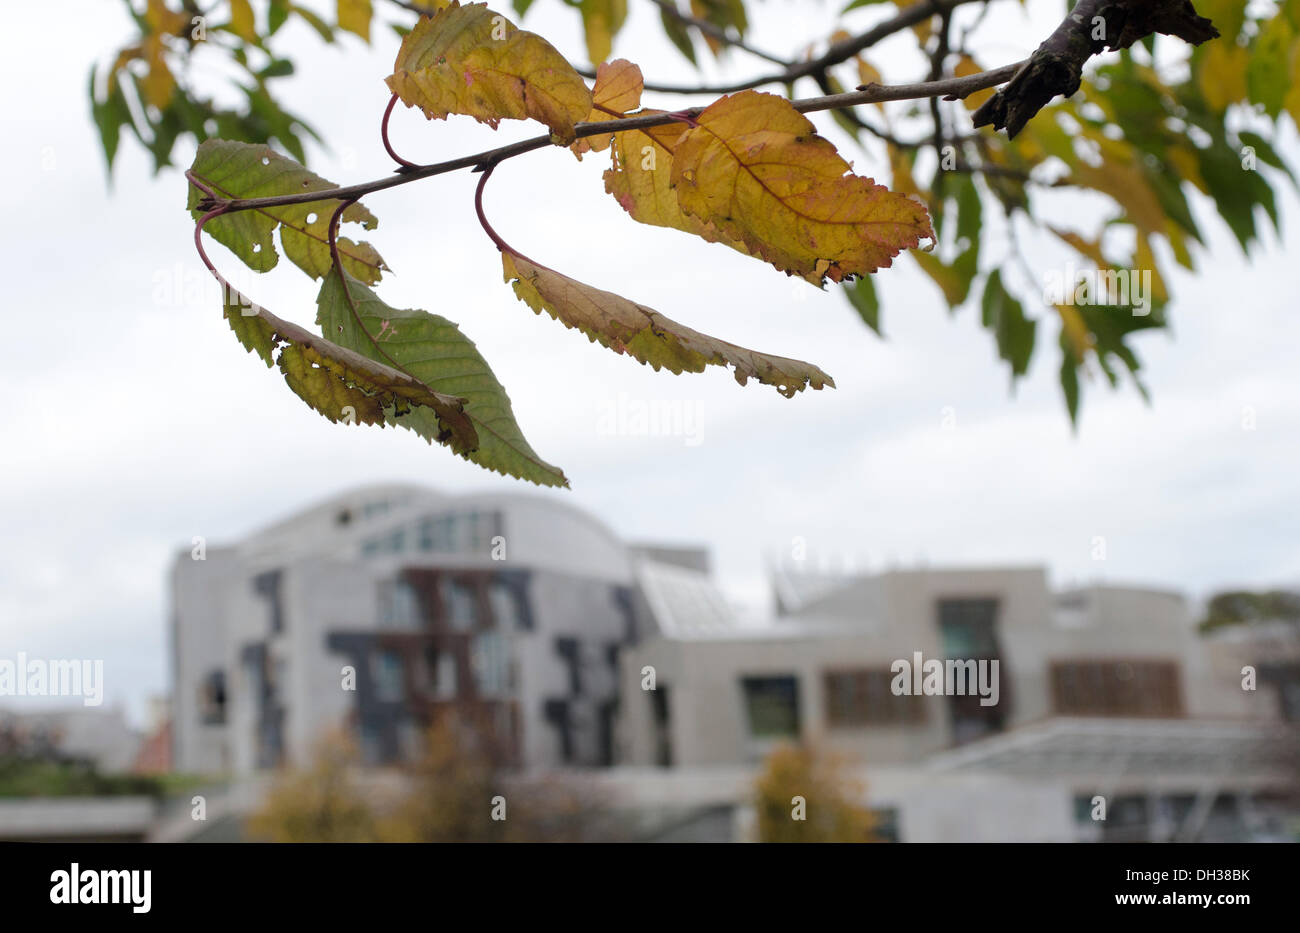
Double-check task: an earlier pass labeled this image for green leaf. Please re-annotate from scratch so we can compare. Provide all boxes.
[659,6,696,65]
[1246,15,1293,118]
[291,4,336,42]
[980,270,1036,381]
[1238,130,1299,191]
[187,140,388,283]
[317,269,569,487]
[269,0,291,35]
[217,279,477,446]
[89,65,133,175]
[845,276,881,336]
[841,0,892,12]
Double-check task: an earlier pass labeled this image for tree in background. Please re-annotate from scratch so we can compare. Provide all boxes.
[88,1,1300,483]
[247,716,615,842]
[245,729,378,842]
[753,742,880,842]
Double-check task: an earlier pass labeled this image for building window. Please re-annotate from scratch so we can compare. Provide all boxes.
[433,650,458,700]
[741,675,800,740]
[488,580,525,630]
[446,580,478,631]
[824,669,924,726]
[252,569,285,634]
[650,686,673,767]
[418,515,455,552]
[471,630,510,697]
[198,669,227,725]
[937,598,1001,657]
[378,580,421,630]
[371,651,405,703]
[1050,660,1183,717]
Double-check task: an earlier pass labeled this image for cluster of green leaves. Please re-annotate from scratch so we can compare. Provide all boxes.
[842,0,1300,420]
[1198,589,1300,632]
[0,756,166,798]
[187,2,934,484]
[91,0,374,173]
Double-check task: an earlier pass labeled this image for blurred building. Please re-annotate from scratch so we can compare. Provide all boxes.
[618,564,1298,841]
[171,484,655,774]
[167,484,1298,841]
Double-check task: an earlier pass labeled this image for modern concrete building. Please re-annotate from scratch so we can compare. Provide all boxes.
[170,484,657,775]
[168,485,1298,841]
[616,562,1299,841]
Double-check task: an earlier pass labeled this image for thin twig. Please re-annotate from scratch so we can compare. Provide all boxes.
[193,60,1025,216]
[621,0,988,95]
[647,0,789,66]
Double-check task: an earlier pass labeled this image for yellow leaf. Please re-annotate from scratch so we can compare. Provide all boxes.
[386,2,592,143]
[913,251,967,306]
[1165,218,1193,270]
[1070,148,1165,236]
[573,59,642,156]
[1197,40,1248,112]
[603,115,749,255]
[1055,303,1092,363]
[145,0,188,35]
[1134,233,1167,304]
[1048,226,1108,268]
[141,33,175,109]
[230,0,259,43]
[338,0,373,42]
[501,253,834,396]
[856,57,885,111]
[1285,36,1300,126]
[954,55,994,112]
[670,91,934,283]
[580,0,627,65]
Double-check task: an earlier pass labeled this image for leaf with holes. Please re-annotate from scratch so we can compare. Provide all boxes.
[501,253,833,397]
[386,1,592,143]
[188,140,388,283]
[317,268,568,487]
[216,280,476,446]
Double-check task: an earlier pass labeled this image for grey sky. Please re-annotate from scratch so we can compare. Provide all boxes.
[2,1,1297,727]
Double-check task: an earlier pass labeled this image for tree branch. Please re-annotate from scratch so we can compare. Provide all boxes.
[972,0,1218,137]
[193,60,1024,216]
[647,0,789,66]
[598,0,989,96]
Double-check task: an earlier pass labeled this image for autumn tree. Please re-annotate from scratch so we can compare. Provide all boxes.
[753,742,879,842]
[90,0,1299,485]
[247,717,616,842]
[245,729,379,842]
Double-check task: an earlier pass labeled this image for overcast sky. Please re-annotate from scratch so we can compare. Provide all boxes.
[2,1,1298,727]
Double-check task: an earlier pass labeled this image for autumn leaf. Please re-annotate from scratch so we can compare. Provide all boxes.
[579,0,628,66]
[317,268,568,487]
[386,1,592,143]
[603,115,743,250]
[338,0,373,43]
[229,0,260,44]
[669,91,934,284]
[501,253,833,397]
[216,279,476,447]
[188,140,388,284]
[573,59,643,157]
